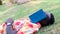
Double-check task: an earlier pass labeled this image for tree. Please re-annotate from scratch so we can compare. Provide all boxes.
[0,0,2,5]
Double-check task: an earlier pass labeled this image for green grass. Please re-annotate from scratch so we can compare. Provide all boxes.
[0,0,60,34]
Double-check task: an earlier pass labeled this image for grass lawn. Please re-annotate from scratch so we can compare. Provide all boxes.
[0,0,60,34]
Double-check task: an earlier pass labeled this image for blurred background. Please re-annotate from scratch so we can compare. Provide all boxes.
[0,0,60,34]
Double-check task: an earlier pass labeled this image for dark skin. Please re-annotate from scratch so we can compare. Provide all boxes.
[5,18,17,34]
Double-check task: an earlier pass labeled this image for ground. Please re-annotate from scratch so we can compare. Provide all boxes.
[0,0,60,34]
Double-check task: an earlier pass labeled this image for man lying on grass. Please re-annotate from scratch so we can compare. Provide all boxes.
[0,9,55,34]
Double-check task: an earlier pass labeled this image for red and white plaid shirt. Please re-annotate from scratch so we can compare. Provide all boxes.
[0,18,41,34]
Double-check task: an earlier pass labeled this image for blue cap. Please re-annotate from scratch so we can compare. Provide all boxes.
[29,9,47,23]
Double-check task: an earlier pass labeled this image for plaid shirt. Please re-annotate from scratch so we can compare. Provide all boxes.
[0,18,41,34]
